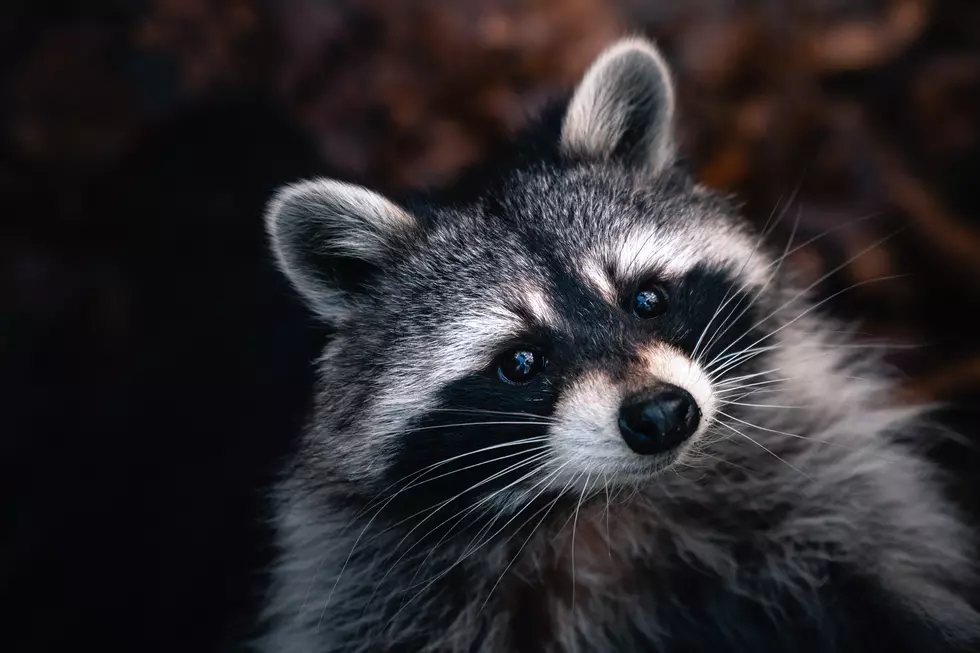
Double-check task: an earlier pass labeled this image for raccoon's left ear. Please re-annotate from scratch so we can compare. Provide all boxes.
[560,37,677,174]
[265,178,417,323]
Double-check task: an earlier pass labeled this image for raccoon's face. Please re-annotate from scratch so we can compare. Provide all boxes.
[267,39,783,509]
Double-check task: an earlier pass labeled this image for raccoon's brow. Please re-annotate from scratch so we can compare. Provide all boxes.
[444,307,541,368]
[512,286,558,327]
[607,225,764,286]
[580,259,618,303]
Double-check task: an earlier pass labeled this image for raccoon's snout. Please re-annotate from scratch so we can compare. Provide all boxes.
[618,385,700,455]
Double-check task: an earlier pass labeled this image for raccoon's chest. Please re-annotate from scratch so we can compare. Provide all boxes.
[496,499,820,653]
[500,504,663,652]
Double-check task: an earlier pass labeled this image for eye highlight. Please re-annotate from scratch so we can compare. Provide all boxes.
[631,286,668,319]
[497,348,546,385]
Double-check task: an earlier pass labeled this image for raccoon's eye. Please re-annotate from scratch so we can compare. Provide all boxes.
[497,348,545,385]
[631,286,667,319]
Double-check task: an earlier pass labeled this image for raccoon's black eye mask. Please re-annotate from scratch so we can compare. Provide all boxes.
[491,281,670,388]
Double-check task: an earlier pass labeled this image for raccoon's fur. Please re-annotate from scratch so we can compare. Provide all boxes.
[255,37,980,652]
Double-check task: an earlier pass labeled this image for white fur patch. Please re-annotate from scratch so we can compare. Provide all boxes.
[580,259,617,302]
[520,285,559,326]
[610,223,767,285]
[365,305,527,441]
[638,343,716,436]
[547,372,626,483]
[546,345,716,485]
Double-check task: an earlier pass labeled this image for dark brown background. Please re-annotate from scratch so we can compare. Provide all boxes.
[3,1,980,651]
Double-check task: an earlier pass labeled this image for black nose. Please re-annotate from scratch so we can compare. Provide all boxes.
[618,385,700,456]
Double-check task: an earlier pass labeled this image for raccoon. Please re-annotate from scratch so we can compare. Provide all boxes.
[254,37,980,652]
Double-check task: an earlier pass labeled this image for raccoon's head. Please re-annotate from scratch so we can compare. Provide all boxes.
[267,38,803,510]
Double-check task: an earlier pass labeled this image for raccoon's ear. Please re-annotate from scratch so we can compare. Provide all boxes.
[265,178,417,322]
[560,37,677,173]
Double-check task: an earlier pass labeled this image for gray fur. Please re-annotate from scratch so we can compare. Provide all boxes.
[267,178,417,322]
[256,38,980,652]
[560,36,676,173]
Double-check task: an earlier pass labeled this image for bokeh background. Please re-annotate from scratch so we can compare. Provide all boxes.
[3,0,980,651]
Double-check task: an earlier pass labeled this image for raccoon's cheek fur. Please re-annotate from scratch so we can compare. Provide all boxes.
[547,344,716,485]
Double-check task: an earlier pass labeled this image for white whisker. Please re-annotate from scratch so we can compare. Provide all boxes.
[717,411,899,461]
[704,224,910,371]
[697,199,804,366]
[476,469,579,615]
[691,189,798,361]
[360,451,553,620]
[570,471,592,611]
[715,419,813,481]
[706,274,906,382]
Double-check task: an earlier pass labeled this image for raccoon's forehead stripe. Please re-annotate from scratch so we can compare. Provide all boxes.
[581,259,618,303]
[609,224,766,284]
[514,285,559,327]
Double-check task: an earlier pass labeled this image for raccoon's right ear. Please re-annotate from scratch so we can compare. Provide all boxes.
[265,178,417,322]
[560,37,677,174]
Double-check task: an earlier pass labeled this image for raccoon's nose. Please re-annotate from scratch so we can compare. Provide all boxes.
[618,385,700,455]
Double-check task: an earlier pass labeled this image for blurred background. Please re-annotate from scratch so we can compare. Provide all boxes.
[2,0,980,651]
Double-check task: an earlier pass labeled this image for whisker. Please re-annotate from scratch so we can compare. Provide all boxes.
[387,464,572,631]
[705,278,908,382]
[361,451,553,620]
[458,463,571,563]
[695,448,757,474]
[451,464,571,568]
[398,420,556,435]
[717,389,784,404]
[715,419,813,481]
[355,453,558,638]
[691,188,798,361]
[719,400,801,409]
[697,199,804,366]
[696,209,886,371]
[710,344,782,365]
[717,410,899,461]
[372,451,551,567]
[570,471,592,611]
[314,446,549,630]
[367,448,553,541]
[410,460,570,590]
[426,408,559,423]
[704,224,911,371]
[344,437,552,526]
[715,380,792,393]
[698,209,889,369]
[710,341,917,376]
[602,471,612,560]
[476,469,579,615]
[715,368,790,386]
